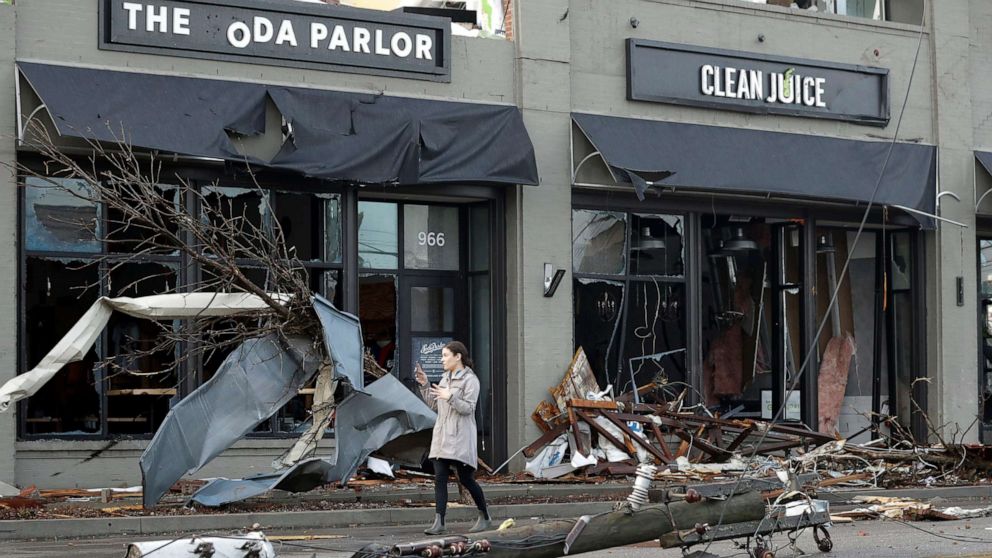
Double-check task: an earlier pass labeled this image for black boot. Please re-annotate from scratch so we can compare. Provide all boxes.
[468,510,492,533]
[424,513,447,535]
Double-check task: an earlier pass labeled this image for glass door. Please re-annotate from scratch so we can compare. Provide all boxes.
[400,276,467,388]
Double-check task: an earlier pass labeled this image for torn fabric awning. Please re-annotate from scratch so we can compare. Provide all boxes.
[572,113,937,227]
[140,334,321,508]
[17,62,540,187]
[0,292,290,412]
[189,373,436,507]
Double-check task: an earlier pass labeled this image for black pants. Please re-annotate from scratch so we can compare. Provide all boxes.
[432,458,489,519]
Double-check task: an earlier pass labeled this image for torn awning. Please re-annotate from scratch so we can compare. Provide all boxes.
[17,62,539,186]
[572,113,937,228]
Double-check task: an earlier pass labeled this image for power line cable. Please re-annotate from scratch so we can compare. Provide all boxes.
[699,2,931,554]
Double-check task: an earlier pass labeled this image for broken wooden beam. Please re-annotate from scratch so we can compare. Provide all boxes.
[521,422,568,459]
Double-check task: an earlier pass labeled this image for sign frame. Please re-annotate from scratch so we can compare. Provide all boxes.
[99,0,451,82]
[626,39,890,126]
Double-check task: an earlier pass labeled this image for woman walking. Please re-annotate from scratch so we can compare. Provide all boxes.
[415,341,492,535]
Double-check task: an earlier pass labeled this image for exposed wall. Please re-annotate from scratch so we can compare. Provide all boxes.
[505,0,574,465]
[927,0,979,443]
[0,2,17,486]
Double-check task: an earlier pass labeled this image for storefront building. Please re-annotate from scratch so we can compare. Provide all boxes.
[1,0,990,488]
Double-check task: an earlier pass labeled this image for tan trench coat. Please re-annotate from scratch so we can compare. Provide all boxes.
[419,368,479,469]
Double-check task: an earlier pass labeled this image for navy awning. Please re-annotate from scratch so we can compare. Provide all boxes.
[18,62,539,186]
[573,113,937,227]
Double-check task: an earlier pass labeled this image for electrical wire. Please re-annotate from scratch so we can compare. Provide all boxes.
[698,2,931,554]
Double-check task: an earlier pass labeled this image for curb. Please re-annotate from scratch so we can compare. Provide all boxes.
[0,501,618,541]
[2,484,988,541]
[818,485,992,503]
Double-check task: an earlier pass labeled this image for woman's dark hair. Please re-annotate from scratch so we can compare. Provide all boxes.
[444,341,474,370]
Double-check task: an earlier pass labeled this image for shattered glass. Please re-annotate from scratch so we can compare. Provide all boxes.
[622,280,687,393]
[630,214,684,278]
[23,259,100,435]
[573,278,624,387]
[572,209,626,275]
[24,177,101,253]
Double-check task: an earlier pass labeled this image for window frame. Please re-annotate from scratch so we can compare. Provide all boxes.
[17,162,348,440]
[571,205,689,393]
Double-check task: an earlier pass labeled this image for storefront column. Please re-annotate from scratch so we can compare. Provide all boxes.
[505,0,573,467]
[929,1,980,443]
[0,5,17,484]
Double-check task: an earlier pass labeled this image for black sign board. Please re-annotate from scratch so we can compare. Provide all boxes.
[99,0,451,82]
[411,335,453,384]
[627,39,889,126]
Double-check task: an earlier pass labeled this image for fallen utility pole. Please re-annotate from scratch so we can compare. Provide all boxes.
[355,490,769,558]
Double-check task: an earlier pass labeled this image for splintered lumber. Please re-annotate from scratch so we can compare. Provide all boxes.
[440,491,767,558]
[521,422,569,458]
[674,429,731,462]
[567,407,588,456]
[599,410,671,464]
[573,409,633,459]
[724,423,756,453]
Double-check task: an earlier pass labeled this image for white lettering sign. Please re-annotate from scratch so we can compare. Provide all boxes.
[700,64,827,109]
[420,341,446,355]
[106,0,449,80]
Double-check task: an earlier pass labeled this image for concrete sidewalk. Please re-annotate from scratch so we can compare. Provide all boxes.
[2,482,991,541]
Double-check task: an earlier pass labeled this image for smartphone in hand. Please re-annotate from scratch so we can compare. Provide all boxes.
[414,362,428,386]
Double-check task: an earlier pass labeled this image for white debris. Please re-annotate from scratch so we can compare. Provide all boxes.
[367,456,395,478]
[125,531,276,557]
[0,481,19,497]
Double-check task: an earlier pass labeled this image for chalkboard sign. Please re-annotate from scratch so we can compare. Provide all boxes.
[411,336,453,384]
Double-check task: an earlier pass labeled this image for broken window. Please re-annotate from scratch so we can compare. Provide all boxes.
[21,174,350,438]
[360,275,398,373]
[572,210,686,395]
[981,239,992,433]
[24,177,101,253]
[574,278,624,389]
[622,281,687,394]
[572,209,626,275]
[699,219,775,418]
[815,228,921,441]
[630,214,684,278]
[105,262,180,435]
[201,186,267,259]
[23,258,101,435]
[106,184,180,255]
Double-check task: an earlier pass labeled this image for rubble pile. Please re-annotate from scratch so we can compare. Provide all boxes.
[524,348,834,480]
[524,347,992,501]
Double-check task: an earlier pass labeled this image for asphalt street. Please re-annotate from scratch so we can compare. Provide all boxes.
[8,516,992,558]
